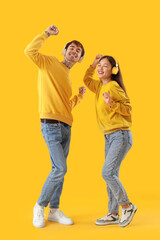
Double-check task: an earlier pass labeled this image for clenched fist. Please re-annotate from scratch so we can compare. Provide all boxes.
[91,54,103,69]
[102,92,113,107]
[79,86,86,96]
[46,25,59,35]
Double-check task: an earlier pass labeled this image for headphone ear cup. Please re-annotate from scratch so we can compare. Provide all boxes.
[112,66,119,75]
[78,56,84,63]
[62,47,66,56]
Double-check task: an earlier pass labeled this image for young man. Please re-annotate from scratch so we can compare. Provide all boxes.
[24,25,86,228]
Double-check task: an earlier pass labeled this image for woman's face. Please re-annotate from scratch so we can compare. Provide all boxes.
[97,58,112,80]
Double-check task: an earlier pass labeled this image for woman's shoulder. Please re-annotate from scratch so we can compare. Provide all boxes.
[107,80,121,91]
[109,80,120,87]
[108,81,127,96]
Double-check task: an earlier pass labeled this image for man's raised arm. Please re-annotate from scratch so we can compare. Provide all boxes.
[24,25,59,69]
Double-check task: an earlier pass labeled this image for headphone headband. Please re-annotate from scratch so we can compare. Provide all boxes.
[62,42,84,63]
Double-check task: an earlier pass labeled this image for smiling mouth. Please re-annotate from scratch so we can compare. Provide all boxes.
[98,71,104,74]
[69,53,77,58]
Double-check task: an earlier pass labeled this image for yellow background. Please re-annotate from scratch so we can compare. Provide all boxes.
[1,0,160,239]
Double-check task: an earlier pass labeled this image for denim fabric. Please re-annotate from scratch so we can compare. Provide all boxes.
[37,120,71,208]
[102,130,133,213]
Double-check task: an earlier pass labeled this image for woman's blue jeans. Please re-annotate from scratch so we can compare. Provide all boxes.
[102,130,133,213]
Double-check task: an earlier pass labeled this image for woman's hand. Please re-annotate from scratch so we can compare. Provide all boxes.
[79,86,86,96]
[91,54,103,69]
[102,92,113,107]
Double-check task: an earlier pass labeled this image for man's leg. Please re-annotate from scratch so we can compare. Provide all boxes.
[46,123,73,225]
[37,122,67,207]
[49,124,71,208]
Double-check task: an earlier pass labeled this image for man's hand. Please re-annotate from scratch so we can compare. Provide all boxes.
[102,92,113,107]
[91,54,103,69]
[46,25,59,35]
[79,86,86,96]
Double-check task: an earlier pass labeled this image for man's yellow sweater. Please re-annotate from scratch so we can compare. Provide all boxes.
[24,32,83,126]
[83,66,132,135]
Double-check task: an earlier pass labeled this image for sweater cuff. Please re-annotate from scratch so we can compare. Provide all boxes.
[43,31,50,39]
[87,65,96,72]
[110,101,117,111]
[45,30,50,37]
[77,93,84,99]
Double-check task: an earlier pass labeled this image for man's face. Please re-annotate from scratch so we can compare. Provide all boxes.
[64,43,82,63]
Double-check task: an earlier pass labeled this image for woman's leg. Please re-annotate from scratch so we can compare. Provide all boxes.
[107,171,120,214]
[105,136,119,214]
[102,130,132,207]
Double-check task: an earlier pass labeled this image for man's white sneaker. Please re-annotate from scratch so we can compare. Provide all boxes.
[47,209,74,225]
[119,203,137,227]
[95,213,119,225]
[33,203,45,228]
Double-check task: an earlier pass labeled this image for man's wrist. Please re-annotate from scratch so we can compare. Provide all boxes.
[45,30,50,37]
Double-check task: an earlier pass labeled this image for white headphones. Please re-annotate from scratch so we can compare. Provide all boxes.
[62,42,84,63]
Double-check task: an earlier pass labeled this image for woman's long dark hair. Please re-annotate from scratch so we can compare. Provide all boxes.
[100,55,128,97]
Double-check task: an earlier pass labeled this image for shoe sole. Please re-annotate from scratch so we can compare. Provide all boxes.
[33,220,45,228]
[47,218,74,225]
[119,205,137,227]
[95,220,119,226]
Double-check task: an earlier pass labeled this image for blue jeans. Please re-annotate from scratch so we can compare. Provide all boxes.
[37,120,71,208]
[102,130,133,213]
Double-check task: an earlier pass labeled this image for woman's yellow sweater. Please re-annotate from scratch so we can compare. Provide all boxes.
[83,66,132,135]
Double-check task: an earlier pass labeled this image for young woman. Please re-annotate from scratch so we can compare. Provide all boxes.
[83,55,137,227]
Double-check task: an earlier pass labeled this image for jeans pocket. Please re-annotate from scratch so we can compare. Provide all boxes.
[47,123,59,129]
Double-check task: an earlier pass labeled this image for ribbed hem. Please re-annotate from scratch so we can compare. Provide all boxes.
[40,113,73,126]
[103,127,130,135]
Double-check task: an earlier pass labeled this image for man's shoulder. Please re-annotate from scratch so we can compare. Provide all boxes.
[47,55,59,62]
[44,55,61,67]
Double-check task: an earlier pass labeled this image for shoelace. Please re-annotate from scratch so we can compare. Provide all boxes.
[55,210,65,217]
[37,208,45,217]
[102,213,118,220]
[59,210,65,217]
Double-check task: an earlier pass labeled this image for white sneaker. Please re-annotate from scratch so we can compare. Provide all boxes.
[33,203,45,228]
[119,203,137,227]
[47,209,74,225]
[95,213,119,225]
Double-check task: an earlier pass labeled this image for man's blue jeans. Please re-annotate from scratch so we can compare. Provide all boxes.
[102,130,133,213]
[37,120,71,208]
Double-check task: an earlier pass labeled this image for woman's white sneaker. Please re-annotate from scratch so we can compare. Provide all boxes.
[47,209,74,225]
[33,203,45,228]
[95,213,119,225]
[119,203,137,227]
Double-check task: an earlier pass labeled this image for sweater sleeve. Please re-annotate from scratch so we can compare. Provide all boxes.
[83,66,100,93]
[24,32,53,69]
[108,82,132,116]
[69,94,83,109]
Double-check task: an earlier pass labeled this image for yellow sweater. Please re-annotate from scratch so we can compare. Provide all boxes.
[24,32,83,126]
[83,66,132,135]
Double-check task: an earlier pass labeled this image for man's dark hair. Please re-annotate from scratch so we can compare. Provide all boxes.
[65,40,85,58]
